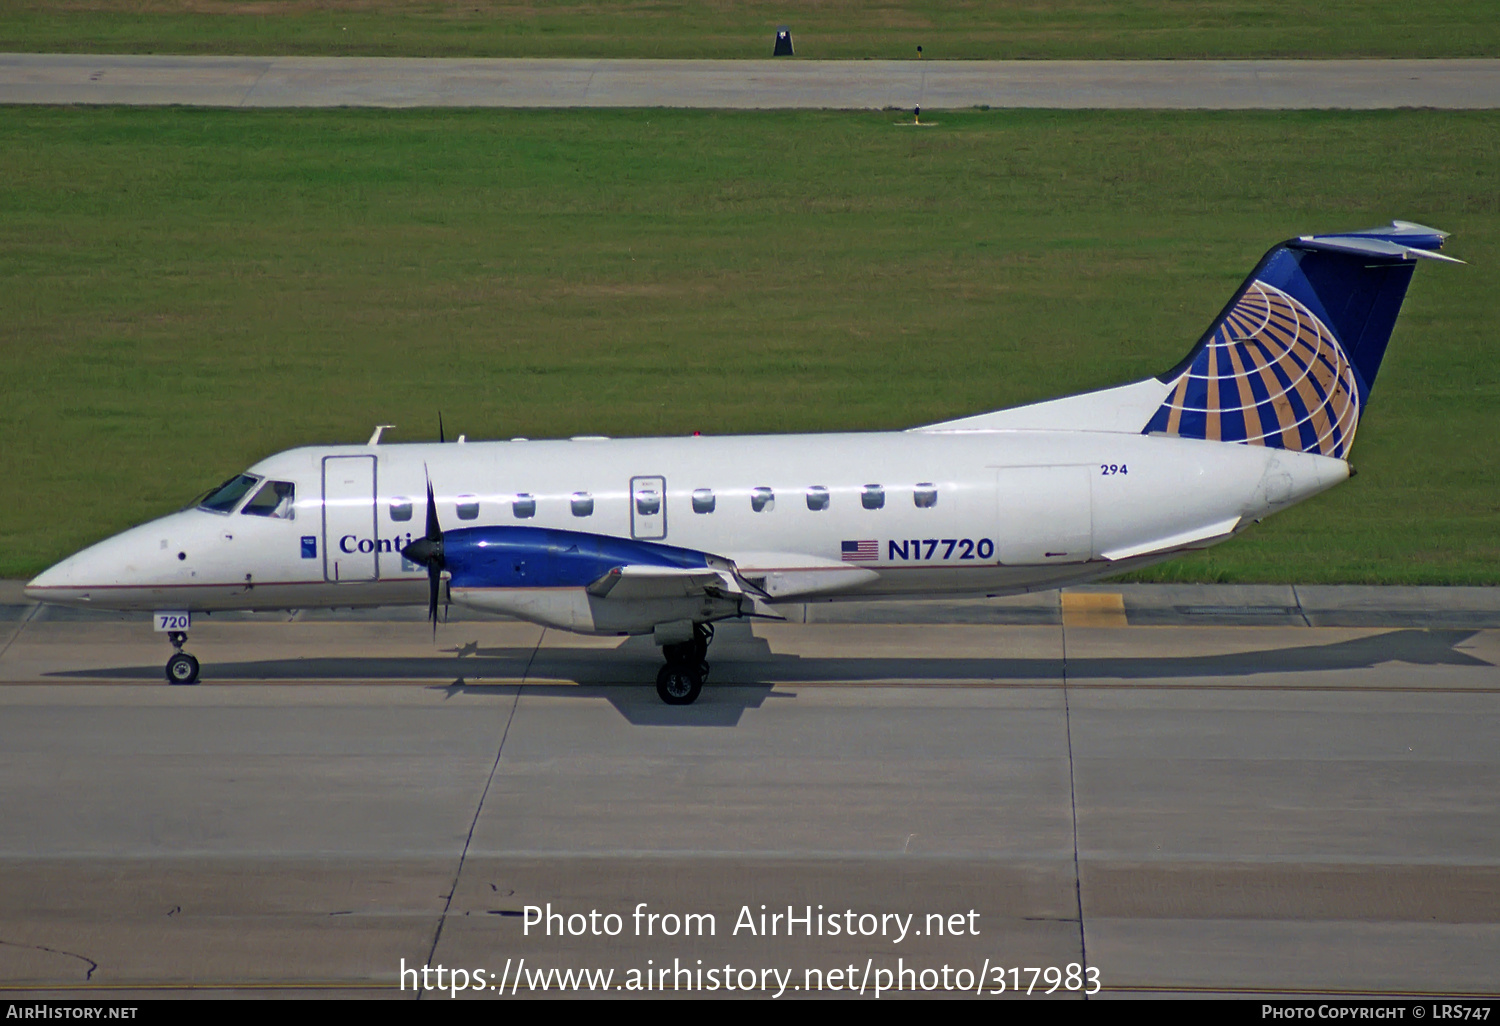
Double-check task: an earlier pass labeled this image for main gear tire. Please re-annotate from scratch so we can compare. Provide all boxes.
[655,662,703,705]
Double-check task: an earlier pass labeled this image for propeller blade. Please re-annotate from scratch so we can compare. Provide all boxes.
[424,474,441,544]
[400,469,445,565]
[395,464,447,641]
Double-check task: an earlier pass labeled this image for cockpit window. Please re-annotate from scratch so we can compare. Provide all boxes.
[198,474,261,514]
[241,480,296,520]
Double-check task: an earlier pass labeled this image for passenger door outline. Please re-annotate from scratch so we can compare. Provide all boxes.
[322,455,378,582]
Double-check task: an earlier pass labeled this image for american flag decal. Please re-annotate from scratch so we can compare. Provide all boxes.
[842,539,878,562]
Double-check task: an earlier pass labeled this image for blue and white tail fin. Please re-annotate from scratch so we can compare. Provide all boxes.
[1142,222,1459,458]
[915,222,1459,456]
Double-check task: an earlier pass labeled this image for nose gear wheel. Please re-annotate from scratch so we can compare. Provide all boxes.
[163,631,200,685]
[166,652,200,685]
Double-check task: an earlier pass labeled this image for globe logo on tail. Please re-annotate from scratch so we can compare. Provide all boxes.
[1145,280,1361,459]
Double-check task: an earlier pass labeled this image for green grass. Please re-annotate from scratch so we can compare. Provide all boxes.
[1,107,1496,583]
[1,1,1497,59]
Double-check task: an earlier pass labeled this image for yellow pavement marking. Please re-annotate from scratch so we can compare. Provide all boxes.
[1062,592,1128,628]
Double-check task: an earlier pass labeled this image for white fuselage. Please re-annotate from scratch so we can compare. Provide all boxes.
[26,426,1347,634]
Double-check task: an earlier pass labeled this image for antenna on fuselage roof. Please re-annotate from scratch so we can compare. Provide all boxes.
[368,424,395,445]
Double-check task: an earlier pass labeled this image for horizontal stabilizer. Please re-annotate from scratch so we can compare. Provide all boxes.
[1293,235,1464,264]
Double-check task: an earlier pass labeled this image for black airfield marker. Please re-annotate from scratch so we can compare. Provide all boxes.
[897,104,936,127]
[774,26,793,56]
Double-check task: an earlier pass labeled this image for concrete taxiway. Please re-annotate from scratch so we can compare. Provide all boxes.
[0,584,1496,998]
[3,54,1500,109]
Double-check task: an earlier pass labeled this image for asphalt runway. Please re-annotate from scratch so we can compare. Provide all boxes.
[0,585,1496,998]
[3,54,1500,109]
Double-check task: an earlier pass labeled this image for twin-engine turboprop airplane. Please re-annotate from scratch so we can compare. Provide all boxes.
[26,222,1459,703]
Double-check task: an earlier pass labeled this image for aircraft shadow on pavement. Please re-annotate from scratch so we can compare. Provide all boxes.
[47,629,1493,726]
[432,679,786,727]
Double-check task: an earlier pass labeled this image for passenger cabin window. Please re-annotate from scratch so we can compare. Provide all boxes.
[635,489,661,516]
[914,483,938,509]
[862,485,885,510]
[806,486,830,511]
[692,488,716,514]
[571,492,594,517]
[198,474,260,514]
[750,487,775,513]
[389,497,413,522]
[241,480,296,520]
[513,494,536,519]
[456,495,480,521]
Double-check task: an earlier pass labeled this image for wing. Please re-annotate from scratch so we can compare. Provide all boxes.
[586,564,746,601]
[721,551,881,598]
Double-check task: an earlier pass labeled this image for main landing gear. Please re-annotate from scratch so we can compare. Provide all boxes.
[656,623,713,705]
[164,631,200,685]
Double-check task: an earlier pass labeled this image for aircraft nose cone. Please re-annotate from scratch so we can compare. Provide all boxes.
[25,556,76,601]
[23,510,196,606]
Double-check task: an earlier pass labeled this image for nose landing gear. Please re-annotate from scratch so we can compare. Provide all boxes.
[164,631,200,685]
[656,623,713,705]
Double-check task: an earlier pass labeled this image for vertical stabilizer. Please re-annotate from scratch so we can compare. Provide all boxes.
[1143,222,1458,459]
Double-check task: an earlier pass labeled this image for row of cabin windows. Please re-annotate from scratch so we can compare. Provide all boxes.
[387,484,939,522]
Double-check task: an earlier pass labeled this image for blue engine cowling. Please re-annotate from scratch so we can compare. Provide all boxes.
[441,525,716,590]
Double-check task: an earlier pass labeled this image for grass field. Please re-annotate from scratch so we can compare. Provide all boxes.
[1,107,1496,584]
[1,1,1497,60]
